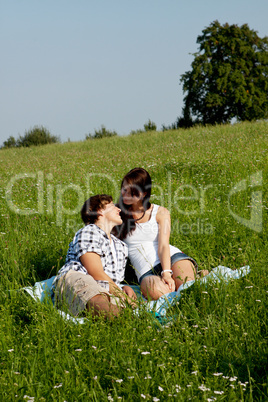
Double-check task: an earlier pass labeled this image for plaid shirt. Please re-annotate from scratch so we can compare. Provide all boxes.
[53,224,128,290]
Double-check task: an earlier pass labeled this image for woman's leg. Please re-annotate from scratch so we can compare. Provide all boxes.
[172,259,196,290]
[140,275,171,300]
[172,260,210,290]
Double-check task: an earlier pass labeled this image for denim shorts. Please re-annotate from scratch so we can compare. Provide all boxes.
[138,252,198,284]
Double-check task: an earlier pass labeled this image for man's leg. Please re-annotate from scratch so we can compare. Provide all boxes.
[87,293,122,318]
[56,270,124,318]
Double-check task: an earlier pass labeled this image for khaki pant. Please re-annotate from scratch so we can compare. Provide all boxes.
[55,270,123,316]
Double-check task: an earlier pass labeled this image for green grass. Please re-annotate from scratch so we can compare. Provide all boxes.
[0,121,267,401]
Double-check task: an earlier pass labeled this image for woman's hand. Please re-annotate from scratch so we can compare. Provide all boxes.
[161,273,175,292]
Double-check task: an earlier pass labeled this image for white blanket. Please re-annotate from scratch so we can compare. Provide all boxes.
[22,265,250,324]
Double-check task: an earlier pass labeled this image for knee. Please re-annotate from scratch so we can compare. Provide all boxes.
[140,278,170,300]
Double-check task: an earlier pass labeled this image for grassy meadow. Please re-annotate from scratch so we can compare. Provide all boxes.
[0,121,267,401]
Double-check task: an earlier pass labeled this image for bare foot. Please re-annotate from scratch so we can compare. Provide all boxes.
[197,270,209,277]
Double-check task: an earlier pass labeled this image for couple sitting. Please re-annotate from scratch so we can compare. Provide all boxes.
[53,168,208,318]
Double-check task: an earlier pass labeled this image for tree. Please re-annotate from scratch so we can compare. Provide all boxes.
[180,21,268,125]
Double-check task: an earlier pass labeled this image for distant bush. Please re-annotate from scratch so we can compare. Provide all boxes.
[144,119,157,132]
[130,129,144,135]
[1,126,60,149]
[85,125,118,140]
[130,119,157,135]
[2,136,17,148]
[18,126,60,147]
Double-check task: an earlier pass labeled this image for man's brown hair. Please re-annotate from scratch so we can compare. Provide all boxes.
[81,194,113,225]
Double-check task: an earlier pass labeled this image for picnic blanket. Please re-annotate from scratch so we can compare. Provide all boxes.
[23,265,250,324]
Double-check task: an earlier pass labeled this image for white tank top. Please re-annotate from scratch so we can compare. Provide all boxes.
[124,204,181,280]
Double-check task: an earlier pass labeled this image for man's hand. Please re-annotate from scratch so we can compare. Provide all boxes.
[121,285,138,308]
[122,285,137,300]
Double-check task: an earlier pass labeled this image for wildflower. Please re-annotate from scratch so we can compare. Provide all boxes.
[198,384,210,392]
[14,372,20,375]
[65,370,69,374]
[191,371,198,375]
[245,286,253,289]
[158,386,164,391]
[213,372,223,376]
[202,291,208,294]
[141,394,146,399]
[141,351,150,355]
[116,379,123,383]
[128,376,134,379]
[153,398,160,401]
[144,375,152,379]
[229,377,237,382]
[53,383,63,388]
[214,390,224,394]
[8,349,14,352]
[93,376,98,380]
[255,300,261,302]
[107,395,114,401]
[92,345,97,349]
[75,349,82,352]
[192,325,198,328]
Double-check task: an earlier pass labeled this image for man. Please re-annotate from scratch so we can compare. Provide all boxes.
[53,194,137,318]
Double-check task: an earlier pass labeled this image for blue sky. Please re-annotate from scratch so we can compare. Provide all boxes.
[0,0,267,144]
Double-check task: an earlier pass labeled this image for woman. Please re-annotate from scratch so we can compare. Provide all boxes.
[116,168,208,300]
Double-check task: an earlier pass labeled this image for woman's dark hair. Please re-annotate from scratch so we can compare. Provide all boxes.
[115,168,152,240]
[81,194,113,225]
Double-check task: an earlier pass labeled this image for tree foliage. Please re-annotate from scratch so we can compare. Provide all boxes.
[180,21,268,125]
[1,126,60,149]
